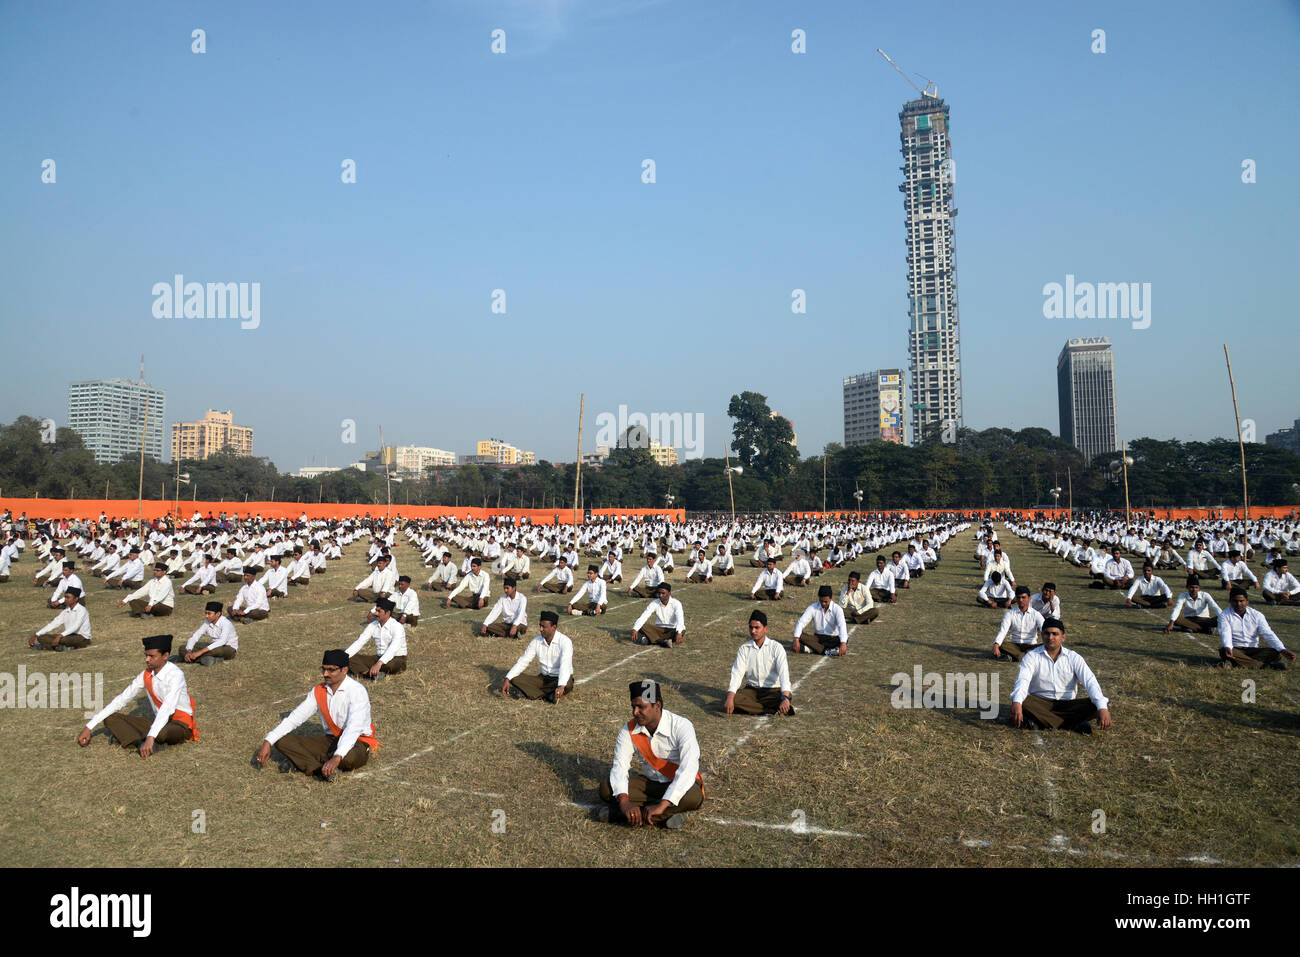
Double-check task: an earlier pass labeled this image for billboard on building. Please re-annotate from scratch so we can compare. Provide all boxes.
[878,373,902,444]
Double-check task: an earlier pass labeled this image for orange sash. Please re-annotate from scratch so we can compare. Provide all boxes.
[626,719,702,790]
[143,669,198,742]
[314,683,381,752]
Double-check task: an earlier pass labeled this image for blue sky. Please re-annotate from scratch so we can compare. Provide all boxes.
[2,0,1298,469]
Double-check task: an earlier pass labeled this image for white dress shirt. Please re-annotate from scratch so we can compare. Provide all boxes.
[186,615,238,652]
[751,568,784,595]
[233,580,270,613]
[1127,575,1172,600]
[995,606,1045,646]
[793,601,849,643]
[346,618,408,663]
[1217,607,1286,651]
[484,592,528,627]
[36,602,92,640]
[85,661,193,740]
[609,709,700,807]
[1169,590,1222,621]
[1010,646,1109,710]
[126,575,176,609]
[506,631,574,686]
[633,597,685,632]
[266,676,373,756]
[728,637,792,694]
[865,568,895,594]
[571,577,608,606]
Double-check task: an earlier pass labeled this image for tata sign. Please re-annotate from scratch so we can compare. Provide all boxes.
[1067,336,1110,346]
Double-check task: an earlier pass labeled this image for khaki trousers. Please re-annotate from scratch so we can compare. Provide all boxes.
[870,588,893,603]
[846,608,879,625]
[230,608,269,621]
[485,620,527,638]
[1220,646,1281,669]
[193,645,237,660]
[731,686,793,715]
[751,588,781,601]
[1172,615,1215,633]
[451,591,484,609]
[599,775,704,823]
[1020,694,1099,730]
[273,735,369,775]
[128,599,173,616]
[542,580,570,594]
[798,633,842,655]
[103,714,193,747]
[1132,595,1169,608]
[183,584,217,595]
[998,641,1037,662]
[35,633,91,650]
[510,673,574,700]
[641,622,678,644]
[630,584,655,598]
[349,654,407,676]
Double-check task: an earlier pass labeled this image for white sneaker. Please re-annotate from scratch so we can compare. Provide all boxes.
[824,648,839,657]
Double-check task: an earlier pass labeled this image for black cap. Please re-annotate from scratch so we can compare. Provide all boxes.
[66,586,81,597]
[503,577,517,588]
[1041,618,1065,633]
[205,601,223,613]
[630,680,661,704]
[142,634,172,653]
[375,597,396,612]
[817,585,833,598]
[749,609,767,626]
[540,610,559,624]
[322,649,349,668]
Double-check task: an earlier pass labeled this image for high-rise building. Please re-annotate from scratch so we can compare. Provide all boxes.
[647,441,679,467]
[1057,337,1118,462]
[476,438,534,465]
[898,96,962,443]
[1265,418,1300,454]
[391,445,457,473]
[843,370,908,446]
[171,409,253,461]
[67,377,166,465]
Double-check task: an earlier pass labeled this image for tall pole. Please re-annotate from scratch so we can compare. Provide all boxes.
[1121,440,1131,527]
[379,426,391,524]
[1067,467,1072,515]
[573,394,584,531]
[173,457,180,522]
[724,442,736,526]
[1224,345,1250,518]
[136,394,150,536]
[822,454,826,514]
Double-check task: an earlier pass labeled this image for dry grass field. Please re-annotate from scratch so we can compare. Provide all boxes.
[2,527,1297,867]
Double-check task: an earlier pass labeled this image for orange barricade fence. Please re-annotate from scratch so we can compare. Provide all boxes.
[788,509,1072,521]
[0,499,685,525]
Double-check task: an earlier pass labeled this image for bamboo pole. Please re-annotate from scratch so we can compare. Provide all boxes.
[1121,441,1131,527]
[724,442,736,525]
[379,426,391,524]
[1067,467,1072,515]
[573,394,584,530]
[1224,345,1250,518]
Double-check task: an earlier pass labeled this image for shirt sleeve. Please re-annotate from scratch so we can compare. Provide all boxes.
[994,608,1014,645]
[345,623,375,657]
[632,602,653,631]
[557,636,574,687]
[609,725,634,799]
[85,672,145,729]
[727,647,748,693]
[835,605,848,642]
[483,598,503,627]
[1072,654,1110,710]
[1009,656,1034,704]
[792,604,814,638]
[505,637,539,681]
[186,623,207,651]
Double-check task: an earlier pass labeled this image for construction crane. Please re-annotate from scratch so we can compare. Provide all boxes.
[877,48,937,99]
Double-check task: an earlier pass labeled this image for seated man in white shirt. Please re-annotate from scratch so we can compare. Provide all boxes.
[685,550,714,584]
[783,552,813,588]
[121,562,176,618]
[181,554,218,595]
[792,585,850,656]
[78,634,198,754]
[597,680,703,829]
[992,587,1044,661]
[446,558,491,609]
[1219,549,1258,591]
[1217,587,1296,670]
[537,556,575,595]
[482,578,528,638]
[501,610,574,703]
[258,554,290,600]
[346,597,408,677]
[724,610,793,715]
[1163,575,1222,634]
[888,551,911,590]
[1030,582,1061,620]
[183,600,239,664]
[1262,559,1300,606]
[632,583,685,647]
[391,576,420,627]
[978,571,1015,609]
[47,561,83,608]
[713,544,734,576]
[229,570,270,622]
[1092,547,1134,590]
[568,565,608,616]
[750,557,785,601]
[30,587,92,650]
[600,550,624,583]
[1009,618,1112,733]
[1125,562,1173,608]
[866,555,896,605]
[254,649,378,778]
[426,553,458,591]
[840,570,878,625]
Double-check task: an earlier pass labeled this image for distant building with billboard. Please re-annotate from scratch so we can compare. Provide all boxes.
[844,370,907,446]
[1057,337,1118,462]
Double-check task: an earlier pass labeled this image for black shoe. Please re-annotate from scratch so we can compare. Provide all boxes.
[1266,661,1287,671]
[509,686,524,699]
[1070,721,1093,734]
[657,638,673,648]
[543,690,557,704]
[635,636,650,646]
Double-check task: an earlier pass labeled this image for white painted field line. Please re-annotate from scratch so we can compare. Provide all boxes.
[576,647,658,685]
[1138,606,1217,651]
[711,649,835,769]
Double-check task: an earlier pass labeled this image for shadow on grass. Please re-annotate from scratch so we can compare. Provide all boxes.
[639,671,723,713]
[513,740,599,802]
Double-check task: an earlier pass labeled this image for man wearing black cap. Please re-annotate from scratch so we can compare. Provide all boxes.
[537,556,574,594]
[346,597,408,678]
[1219,549,1258,591]
[792,585,849,656]
[32,546,65,587]
[482,578,528,637]
[46,561,82,608]
[598,680,703,829]
[502,610,574,702]
[446,557,490,609]
[218,547,244,583]
[726,611,793,714]
[254,649,378,778]
[993,586,1044,661]
[750,556,784,601]
[632,582,685,647]
[182,601,238,664]
[287,547,311,587]
[181,553,219,595]
[229,569,270,622]
[1009,619,1112,733]
[353,552,396,604]
[79,635,198,754]
[391,575,420,626]
[121,562,175,617]
[30,587,91,650]
[840,570,878,625]
[1261,559,1300,605]
[258,554,290,600]
[105,546,144,589]
[1217,587,1296,669]
[568,565,608,616]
